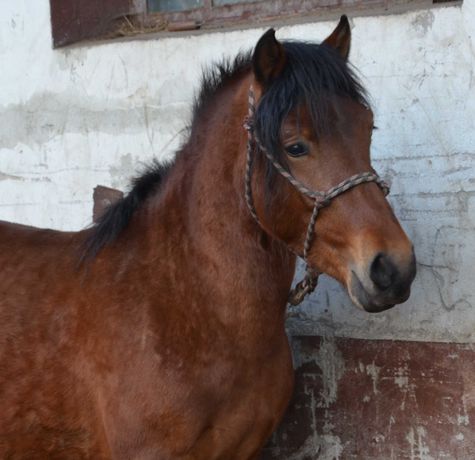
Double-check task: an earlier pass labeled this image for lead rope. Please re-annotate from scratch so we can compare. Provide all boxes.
[243,87,390,306]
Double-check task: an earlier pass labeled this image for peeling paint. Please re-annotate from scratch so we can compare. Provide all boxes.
[457,414,469,426]
[314,338,345,408]
[265,338,475,459]
[406,426,434,460]
[318,434,343,460]
[283,432,343,460]
[365,362,381,395]
[394,374,409,389]
[285,435,321,460]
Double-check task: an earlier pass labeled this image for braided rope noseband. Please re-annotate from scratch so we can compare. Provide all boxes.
[243,86,390,306]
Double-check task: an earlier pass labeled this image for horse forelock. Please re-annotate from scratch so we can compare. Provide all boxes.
[254,41,370,198]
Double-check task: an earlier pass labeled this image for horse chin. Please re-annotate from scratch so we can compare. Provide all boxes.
[347,272,398,313]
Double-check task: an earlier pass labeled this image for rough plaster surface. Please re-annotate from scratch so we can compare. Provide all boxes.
[0,1,474,342]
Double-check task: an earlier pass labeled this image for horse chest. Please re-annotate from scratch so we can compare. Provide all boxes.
[183,343,294,458]
[106,337,293,459]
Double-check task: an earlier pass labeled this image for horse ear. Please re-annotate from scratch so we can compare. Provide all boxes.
[252,28,286,86]
[322,15,351,61]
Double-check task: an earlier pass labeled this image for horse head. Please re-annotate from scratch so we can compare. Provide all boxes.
[246,17,416,312]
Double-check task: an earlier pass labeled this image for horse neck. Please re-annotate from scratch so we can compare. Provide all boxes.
[153,73,296,322]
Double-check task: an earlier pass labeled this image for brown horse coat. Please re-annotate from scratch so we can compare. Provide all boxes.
[0,17,415,459]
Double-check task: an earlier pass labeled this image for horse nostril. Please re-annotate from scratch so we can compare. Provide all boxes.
[370,253,397,291]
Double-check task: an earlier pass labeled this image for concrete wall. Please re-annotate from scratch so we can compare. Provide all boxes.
[1,0,473,344]
[1,1,474,458]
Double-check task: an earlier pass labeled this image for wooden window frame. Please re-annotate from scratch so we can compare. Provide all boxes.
[50,0,460,48]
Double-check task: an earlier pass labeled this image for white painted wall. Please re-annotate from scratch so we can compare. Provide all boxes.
[1,0,474,342]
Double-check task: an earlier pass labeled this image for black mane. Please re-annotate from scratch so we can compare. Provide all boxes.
[81,160,171,261]
[81,53,252,261]
[81,41,368,261]
[191,52,252,130]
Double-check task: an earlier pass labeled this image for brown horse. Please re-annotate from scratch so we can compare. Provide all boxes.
[0,16,415,459]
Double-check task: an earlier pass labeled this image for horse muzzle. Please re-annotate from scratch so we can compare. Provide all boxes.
[349,250,417,313]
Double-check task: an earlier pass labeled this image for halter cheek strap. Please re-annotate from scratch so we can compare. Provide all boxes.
[243,86,390,306]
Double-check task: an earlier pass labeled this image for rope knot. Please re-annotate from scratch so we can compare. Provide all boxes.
[319,196,332,208]
[288,270,320,306]
[243,116,254,133]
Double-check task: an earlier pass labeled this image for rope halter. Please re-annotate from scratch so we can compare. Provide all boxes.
[243,86,390,306]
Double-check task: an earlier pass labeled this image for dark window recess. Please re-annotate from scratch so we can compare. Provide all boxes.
[213,0,259,5]
[50,0,462,47]
[148,0,204,12]
[49,0,139,47]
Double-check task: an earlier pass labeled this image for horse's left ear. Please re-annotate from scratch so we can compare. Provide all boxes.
[252,29,287,87]
[322,15,351,61]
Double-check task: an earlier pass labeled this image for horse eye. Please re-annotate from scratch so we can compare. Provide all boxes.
[285,142,308,157]
[372,125,379,131]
